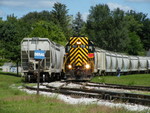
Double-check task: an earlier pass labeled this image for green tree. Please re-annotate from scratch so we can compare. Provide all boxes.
[86,5,130,52]
[126,10,150,51]
[86,4,148,55]
[108,8,129,52]
[142,19,150,50]
[29,21,66,45]
[51,2,72,39]
[125,13,145,55]
[21,11,52,24]
[72,12,85,36]
[127,32,144,55]
[0,15,23,75]
[86,4,111,49]
[0,19,5,59]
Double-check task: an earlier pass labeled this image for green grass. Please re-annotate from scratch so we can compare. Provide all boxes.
[91,74,150,86]
[0,72,149,113]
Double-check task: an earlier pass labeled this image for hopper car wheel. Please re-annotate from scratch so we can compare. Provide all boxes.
[101,71,106,76]
[28,75,31,82]
[61,72,65,79]
[51,73,55,81]
[45,74,49,82]
[25,75,28,82]
[57,73,61,80]
[48,74,52,82]
[43,74,46,82]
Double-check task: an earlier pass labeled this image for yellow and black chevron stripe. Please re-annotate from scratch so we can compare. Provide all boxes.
[69,37,88,66]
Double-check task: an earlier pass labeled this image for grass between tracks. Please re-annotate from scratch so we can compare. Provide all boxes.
[91,74,150,86]
[0,72,149,113]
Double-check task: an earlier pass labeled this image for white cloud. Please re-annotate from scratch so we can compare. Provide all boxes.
[0,0,57,9]
[0,1,24,7]
[107,3,132,12]
[29,1,56,9]
[0,10,6,17]
[126,0,150,2]
[0,10,3,16]
[82,12,89,21]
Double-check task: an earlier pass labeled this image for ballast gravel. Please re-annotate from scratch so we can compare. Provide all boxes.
[18,85,150,112]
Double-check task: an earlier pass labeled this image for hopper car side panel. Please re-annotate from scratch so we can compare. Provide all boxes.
[138,57,148,71]
[111,54,117,72]
[94,52,106,74]
[106,54,112,72]
[130,56,139,72]
[148,59,150,70]
[122,55,130,72]
[116,54,123,70]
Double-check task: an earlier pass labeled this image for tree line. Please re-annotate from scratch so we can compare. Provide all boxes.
[0,2,150,66]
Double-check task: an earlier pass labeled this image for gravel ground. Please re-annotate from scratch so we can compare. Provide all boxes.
[18,83,150,112]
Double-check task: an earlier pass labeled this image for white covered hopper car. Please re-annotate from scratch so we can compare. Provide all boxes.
[94,48,150,75]
[21,37,65,82]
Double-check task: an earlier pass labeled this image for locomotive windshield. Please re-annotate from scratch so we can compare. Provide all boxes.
[72,45,77,48]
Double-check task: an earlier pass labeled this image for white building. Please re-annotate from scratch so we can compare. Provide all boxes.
[2,62,21,73]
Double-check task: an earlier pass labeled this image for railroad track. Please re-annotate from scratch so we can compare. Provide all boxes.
[75,82,150,92]
[24,84,150,106]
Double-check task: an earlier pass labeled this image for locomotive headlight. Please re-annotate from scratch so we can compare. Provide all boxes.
[77,41,81,45]
[68,64,72,69]
[85,64,90,69]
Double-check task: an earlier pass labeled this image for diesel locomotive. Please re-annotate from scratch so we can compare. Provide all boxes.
[63,37,95,80]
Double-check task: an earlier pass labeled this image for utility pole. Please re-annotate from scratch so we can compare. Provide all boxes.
[34,50,45,95]
[37,60,40,95]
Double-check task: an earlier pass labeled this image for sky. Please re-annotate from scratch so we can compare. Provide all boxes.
[0,0,150,21]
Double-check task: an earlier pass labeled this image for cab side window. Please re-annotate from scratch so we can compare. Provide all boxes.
[88,41,95,53]
[89,46,94,53]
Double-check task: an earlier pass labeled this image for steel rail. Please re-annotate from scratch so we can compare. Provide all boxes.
[77,82,150,91]
[24,85,150,106]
